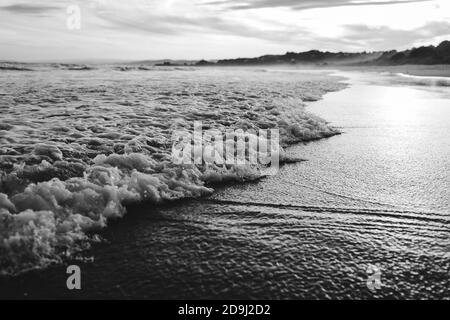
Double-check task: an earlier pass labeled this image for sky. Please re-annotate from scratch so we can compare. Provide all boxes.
[0,0,449,61]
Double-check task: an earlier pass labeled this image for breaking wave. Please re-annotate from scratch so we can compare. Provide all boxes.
[395,73,450,87]
[0,63,34,72]
[0,67,345,275]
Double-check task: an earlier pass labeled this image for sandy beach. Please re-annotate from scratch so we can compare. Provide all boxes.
[1,67,449,299]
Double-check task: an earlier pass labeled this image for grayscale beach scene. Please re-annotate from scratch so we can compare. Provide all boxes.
[0,0,449,300]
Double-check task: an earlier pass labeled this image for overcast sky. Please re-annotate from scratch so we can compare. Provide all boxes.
[0,0,449,61]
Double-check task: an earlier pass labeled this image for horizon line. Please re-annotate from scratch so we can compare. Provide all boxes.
[1,39,447,64]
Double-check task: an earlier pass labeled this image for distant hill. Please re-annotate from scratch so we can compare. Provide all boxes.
[209,41,450,66]
[2,41,449,68]
[374,41,450,65]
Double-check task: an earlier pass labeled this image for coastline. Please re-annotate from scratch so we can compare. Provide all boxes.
[0,71,350,298]
[0,67,346,277]
[1,69,449,299]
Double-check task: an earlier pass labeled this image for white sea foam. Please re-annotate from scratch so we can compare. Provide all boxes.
[395,73,450,87]
[0,67,345,274]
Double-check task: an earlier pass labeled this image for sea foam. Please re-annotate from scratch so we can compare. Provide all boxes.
[0,67,345,274]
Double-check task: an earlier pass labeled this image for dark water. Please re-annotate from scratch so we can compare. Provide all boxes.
[0,67,342,275]
[1,70,449,299]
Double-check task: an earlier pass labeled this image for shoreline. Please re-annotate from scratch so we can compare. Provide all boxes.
[0,71,350,298]
[2,63,450,78]
[1,69,449,299]
[0,67,346,277]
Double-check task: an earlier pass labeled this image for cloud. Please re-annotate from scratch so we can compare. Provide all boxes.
[0,3,61,14]
[68,0,449,53]
[0,0,447,60]
[343,21,450,40]
[105,16,302,43]
[331,20,450,49]
[204,0,432,11]
[95,8,311,42]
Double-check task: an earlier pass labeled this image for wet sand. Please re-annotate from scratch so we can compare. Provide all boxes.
[1,69,448,299]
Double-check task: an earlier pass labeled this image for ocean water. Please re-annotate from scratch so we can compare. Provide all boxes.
[0,66,343,276]
[0,67,449,299]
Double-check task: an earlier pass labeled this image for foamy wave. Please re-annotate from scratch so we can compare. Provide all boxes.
[0,150,283,274]
[0,63,34,72]
[0,68,344,275]
[395,73,450,87]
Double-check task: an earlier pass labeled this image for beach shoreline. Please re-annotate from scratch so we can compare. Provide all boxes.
[0,67,346,277]
[2,68,449,299]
